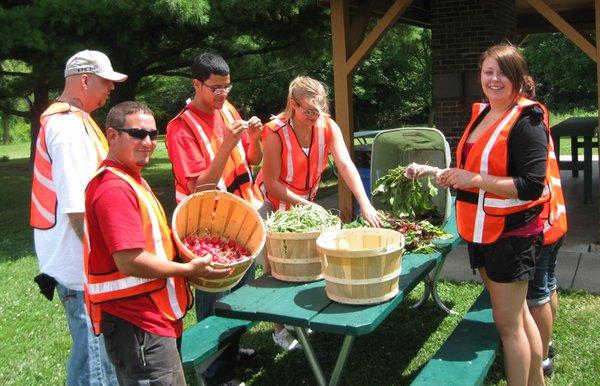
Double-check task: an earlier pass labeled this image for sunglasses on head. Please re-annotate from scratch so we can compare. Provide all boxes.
[114,127,159,140]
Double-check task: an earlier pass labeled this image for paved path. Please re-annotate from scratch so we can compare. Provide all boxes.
[316,163,600,294]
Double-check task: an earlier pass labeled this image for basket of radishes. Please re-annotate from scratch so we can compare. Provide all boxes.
[172,190,265,292]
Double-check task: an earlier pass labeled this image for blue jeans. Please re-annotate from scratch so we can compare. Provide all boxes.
[527,236,564,307]
[56,283,117,386]
[195,261,257,321]
[194,262,256,377]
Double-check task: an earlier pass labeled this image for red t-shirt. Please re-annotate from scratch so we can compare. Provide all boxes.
[165,102,250,196]
[461,142,542,238]
[86,160,182,337]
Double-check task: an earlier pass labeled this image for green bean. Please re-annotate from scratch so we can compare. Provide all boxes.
[265,205,340,233]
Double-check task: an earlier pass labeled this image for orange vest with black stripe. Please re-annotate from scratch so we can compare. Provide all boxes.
[538,105,568,245]
[255,116,332,211]
[84,166,192,335]
[30,102,108,229]
[169,101,262,207]
[455,98,552,244]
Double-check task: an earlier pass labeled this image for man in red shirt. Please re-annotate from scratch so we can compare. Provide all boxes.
[165,52,263,377]
[85,101,230,384]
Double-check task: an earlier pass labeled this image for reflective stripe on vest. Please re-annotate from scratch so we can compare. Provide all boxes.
[256,116,332,211]
[455,98,551,244]
[84,166,192,334]
[173,101,262,208]
[539,104,568,245]
[30,103,108,229]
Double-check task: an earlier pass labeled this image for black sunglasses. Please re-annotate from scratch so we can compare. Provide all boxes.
[115,127,159,140]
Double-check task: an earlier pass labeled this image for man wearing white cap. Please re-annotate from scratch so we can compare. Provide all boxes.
[30,49,126,385]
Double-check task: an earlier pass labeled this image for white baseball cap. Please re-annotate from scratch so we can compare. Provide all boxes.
[64,50,127,82]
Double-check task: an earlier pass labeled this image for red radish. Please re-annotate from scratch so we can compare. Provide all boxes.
[183,233,251,265]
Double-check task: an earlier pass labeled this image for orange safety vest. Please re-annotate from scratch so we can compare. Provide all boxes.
[84,166,192,335]
[255,116,332,211]
[538,105,568,245]
[168,100,262,207]
[30,102,108,229]
[455,98,552,244]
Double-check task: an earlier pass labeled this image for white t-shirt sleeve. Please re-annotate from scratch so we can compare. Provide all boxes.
[45,113,97,214]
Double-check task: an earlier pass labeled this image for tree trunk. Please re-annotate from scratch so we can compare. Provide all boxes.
[111,75,138,104]
[2,115,9,145]
[29,80,49,167]
[428,105,434,128]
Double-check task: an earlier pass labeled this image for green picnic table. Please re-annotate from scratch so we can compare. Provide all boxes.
[214,210,462,386]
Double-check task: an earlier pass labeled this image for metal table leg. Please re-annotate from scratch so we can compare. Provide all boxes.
[328,335,355,386]
[410,273,431,309]
[294,327,356,386]
[428,254,458,315]
[295,326,327,386]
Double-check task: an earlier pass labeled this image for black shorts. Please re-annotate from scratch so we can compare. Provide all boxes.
[468,234,543,283]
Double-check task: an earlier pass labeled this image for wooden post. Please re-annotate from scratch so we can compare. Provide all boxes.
[330,0,355,222]
[592,0,600,244]
[329,0,413,222]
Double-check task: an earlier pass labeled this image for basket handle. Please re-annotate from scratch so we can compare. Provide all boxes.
[194,183,217,193]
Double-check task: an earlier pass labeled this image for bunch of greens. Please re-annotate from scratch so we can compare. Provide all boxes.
[344,211,452,254]
[372,165,438,219]
[265,205,340,233]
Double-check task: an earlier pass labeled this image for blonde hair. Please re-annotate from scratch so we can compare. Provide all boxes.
[479,43,536,100]
[278,76,330,120]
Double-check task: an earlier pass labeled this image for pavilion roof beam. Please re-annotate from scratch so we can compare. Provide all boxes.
[596,0,600,246]
[330,0,413,221]
[347,0,414,74]
[526,0,597,61]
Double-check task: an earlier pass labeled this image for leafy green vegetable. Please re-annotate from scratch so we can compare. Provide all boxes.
[265,205,340,233]
[372,165,438,219]
[343,210,452,253]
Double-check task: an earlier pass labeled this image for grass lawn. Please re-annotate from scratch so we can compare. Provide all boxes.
[2,138,600,385]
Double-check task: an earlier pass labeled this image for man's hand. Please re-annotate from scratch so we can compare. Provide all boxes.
[222,120,248,150]
[246,116,262,140]
[186,253,232,279]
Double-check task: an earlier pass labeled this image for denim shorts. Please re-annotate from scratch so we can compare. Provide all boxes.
[468,234,543,283]
[527,236,564,307]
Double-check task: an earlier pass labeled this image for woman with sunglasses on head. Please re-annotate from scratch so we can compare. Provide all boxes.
[435,44,551,385]
[256,76,381,350]
[257,76,381,225]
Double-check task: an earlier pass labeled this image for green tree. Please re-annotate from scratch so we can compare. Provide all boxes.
[0,0,328,157]
[523,33,597,112]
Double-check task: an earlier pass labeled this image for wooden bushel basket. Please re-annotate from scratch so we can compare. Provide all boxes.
[266,222,340,282]
[316,228,405,305]
[172,190,266,292]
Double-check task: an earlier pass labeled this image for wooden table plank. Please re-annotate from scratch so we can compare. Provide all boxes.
[251,279,332,327]
[214,274,330,327]
[214,275,302,319]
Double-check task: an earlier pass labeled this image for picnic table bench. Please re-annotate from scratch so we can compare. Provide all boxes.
[181,316,255,386]
[551,116,599,203]
[411,289,499,386]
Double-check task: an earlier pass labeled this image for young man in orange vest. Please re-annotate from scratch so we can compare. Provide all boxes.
[30,49,126,386]
[165,52,263,378]
[84,101,231,384]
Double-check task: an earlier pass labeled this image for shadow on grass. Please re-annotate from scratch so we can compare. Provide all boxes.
[236,298,451,385]
[0,159,34,262]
